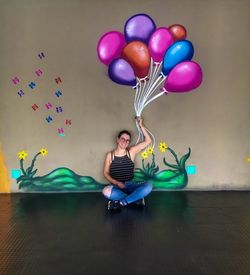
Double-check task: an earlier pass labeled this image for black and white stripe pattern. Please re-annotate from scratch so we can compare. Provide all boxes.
[110,153,134,182]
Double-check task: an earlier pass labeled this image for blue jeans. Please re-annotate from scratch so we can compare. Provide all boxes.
[102,180,152,205]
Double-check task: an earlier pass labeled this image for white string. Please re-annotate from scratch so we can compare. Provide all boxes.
[141,61,160,107]
[141,75,166,112]
[133,83,139,115]
[138,79,147,115]
[140,65,163,110]
[133,60,167,149]
[142,91,165,111]
[135,119,143,145]
[139,75,163,114]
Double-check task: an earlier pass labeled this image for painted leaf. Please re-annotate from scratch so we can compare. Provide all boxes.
[19,179,32,189]
[179,148,191,168]
[29,169,37,178]
[17,175,26,183]
[163,158,180,169]
[26,167,33,174]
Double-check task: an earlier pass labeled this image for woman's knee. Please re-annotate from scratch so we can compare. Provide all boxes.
[143,182,153,196]
[102,185,113,198]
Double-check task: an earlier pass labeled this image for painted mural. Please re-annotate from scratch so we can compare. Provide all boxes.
[97,13,202,147]
[15,144,191,192]
[135,145,191,189]
[16,149,103,191]
[1,13,203,193]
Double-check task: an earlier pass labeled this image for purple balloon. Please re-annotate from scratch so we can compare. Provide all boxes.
[164,61,203,93]
[97,31,126,66]
[108,58,137,86]
[149,27,174,62]
[124,13,156,44]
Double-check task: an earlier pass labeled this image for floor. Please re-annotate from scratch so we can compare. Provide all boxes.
[0,191,250,275]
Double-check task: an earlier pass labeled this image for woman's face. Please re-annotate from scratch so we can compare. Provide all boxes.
[117,133,131,149]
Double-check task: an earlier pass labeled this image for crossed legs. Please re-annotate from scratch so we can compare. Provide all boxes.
[102,181,152,206]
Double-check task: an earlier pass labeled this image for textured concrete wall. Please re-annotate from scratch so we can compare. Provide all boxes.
[0,0,249,191]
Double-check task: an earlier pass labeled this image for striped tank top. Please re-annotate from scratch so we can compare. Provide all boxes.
[109,150,134,182]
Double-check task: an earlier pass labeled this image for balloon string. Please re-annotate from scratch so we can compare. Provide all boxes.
[135,120,155,150]
[134,78,145,117]
[134,83,139,115]
[135,119,144,145]
[137,59,155,110]
[138,79,147,116]
[135,119,141,145]
[141,76,166,114]
[143,74,166,107]
[143,74,163,105]
[144,61,159,100]
[138,62,154,115]
[139,74,165,114]
[134,78,141,116]
[140,61,162,113]
[133,59,165,147]
[142,91,165,111]
[144,62,162,101]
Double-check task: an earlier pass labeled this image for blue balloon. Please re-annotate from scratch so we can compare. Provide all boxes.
[108,58,137,86]
[162,40,194,76]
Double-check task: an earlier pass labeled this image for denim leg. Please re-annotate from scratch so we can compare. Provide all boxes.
[102,185,128,201]
[122,181,153,205]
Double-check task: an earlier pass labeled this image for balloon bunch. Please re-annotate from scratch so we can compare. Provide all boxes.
[97,13,203,148]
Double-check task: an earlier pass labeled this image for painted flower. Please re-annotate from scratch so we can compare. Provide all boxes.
[18,150,28,160]
[146,147,154,154]
[141,151,148,160]
[158,142,168,153]
[40,148,48,157]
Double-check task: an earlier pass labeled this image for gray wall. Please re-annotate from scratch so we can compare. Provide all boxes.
[0,0,250,192]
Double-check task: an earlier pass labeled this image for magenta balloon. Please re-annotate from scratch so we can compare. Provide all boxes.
[97,31,126,66]
[164,61,203,93]
[149,27,174,62]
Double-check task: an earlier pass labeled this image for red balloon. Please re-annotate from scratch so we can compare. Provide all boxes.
[168,24,187,41]
[121,41,150,78]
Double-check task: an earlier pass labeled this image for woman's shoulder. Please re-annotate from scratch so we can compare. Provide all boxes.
[126,147,136,161]
[105,150,115,162]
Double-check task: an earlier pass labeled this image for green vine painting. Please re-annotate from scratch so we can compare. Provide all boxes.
[135,143,191,189]
[16,149,103,191]
[16,144,191,192]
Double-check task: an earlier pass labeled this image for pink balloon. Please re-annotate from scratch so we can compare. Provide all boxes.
[149,27,174,62]
[97,31,126,66]
[164,61,203,93]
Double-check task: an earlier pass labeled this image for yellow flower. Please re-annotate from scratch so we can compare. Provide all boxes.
[40,148,48,157]
[146,147,154,154]
[141,151,148,160]
[158,142,168,153]
[18,150,28,160]
[246,157,250,162]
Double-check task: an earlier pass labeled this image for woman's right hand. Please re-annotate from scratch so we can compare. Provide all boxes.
[116,181,126,189]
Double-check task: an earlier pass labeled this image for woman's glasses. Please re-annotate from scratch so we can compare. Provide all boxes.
[120,137,130,143]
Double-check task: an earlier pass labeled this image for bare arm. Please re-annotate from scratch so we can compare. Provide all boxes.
[129,117,152,158]
[103,152,125,189]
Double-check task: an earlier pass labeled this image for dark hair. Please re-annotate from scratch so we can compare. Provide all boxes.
[117,130,131,139]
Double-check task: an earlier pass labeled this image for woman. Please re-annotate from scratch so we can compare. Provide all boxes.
[103,117,153,210]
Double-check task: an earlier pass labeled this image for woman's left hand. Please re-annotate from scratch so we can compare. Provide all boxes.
[136,117,143,128]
